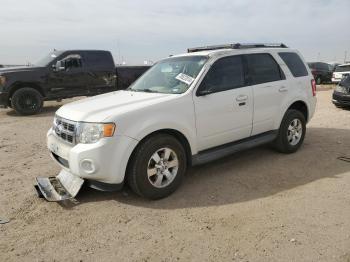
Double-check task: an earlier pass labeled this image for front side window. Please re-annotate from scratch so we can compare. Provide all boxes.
[197,55,245,95]
[246,53,284,85]
[62,55,82,70]
[279,52,308,77]
[129,56,208,94]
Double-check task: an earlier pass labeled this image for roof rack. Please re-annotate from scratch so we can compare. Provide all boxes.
[187,43,288,53]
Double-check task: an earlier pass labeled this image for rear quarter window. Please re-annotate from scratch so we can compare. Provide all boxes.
[279,52,308,77]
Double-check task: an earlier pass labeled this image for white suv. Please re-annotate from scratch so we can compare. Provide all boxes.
[36,43,317,201]
[332,63,350,83]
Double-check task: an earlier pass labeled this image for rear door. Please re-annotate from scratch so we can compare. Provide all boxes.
[245,53,288,135]
[83,51,116,95]
[193,55,253,151]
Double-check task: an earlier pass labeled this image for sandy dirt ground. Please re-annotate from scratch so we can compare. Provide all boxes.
[0,87,349,262]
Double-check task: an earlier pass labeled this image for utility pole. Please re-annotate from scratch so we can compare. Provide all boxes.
[344,51,348,63]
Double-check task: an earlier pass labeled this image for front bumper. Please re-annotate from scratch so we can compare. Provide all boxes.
[332,78,341,83]
[47,128,139,185]
[35,169,84,202]
[332,91,350,106]
[0,92,9,108]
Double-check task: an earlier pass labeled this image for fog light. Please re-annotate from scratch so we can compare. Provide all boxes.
[80,159,96,174]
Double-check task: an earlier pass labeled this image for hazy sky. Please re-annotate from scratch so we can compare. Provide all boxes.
[0,0,349,65]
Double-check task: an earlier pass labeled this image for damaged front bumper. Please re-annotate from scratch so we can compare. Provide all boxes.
[35,169,84,202]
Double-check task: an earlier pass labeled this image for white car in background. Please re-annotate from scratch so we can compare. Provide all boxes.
[332,63,350,83]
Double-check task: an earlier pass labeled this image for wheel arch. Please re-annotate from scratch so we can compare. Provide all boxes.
[287,100,309,122]
[275,99,310,130]
[8,82,45,102]
[129,128,193,167]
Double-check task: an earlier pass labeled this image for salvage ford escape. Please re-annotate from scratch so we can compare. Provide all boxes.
[35,43,317,201]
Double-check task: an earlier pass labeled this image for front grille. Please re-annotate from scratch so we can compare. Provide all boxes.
[53,116,77,144]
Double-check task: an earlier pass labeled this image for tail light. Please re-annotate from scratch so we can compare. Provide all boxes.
[311,79,316,96]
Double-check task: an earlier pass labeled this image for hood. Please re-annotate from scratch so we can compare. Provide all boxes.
[0,66,45,74]
[56,90,176,122]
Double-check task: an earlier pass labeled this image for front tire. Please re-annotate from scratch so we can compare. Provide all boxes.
[273,109,306,154]
[11,88,43,115]
[127,134,187,199]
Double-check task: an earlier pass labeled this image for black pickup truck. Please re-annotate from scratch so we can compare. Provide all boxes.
[0,50,150,115]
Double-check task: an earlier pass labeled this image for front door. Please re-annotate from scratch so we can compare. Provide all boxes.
[48,54,89,98]
[193,55,253,151]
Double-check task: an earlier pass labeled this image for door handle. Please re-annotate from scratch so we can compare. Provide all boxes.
[279,86,288,92]
[236,95,248,102]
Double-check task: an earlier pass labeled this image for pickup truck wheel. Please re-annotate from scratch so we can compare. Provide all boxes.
[273,109,306,154]
[127,134,187,199]
[11,88,43,115]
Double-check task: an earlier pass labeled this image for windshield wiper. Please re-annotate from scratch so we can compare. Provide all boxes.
[130,88,159,93]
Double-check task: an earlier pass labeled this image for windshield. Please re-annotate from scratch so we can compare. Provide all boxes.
[128,56,208,94]
[339,75,350,87]
[335,65,350,72]
[34,51,62,67]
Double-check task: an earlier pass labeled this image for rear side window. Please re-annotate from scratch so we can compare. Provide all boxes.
[84,52,114,69]
[246,54,284,85]
[279,52,308,77]
[198,55,244,94]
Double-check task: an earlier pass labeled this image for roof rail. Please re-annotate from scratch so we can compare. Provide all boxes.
[187,43,288,53]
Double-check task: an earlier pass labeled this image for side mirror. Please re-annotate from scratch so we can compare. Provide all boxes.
[55,61,65,71]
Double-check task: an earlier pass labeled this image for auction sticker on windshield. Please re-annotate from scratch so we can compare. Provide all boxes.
[176,73,195,86]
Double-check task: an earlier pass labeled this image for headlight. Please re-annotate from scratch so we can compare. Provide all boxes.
[76,122,116,144]
[335,85,347,93]
[0,76,6,86]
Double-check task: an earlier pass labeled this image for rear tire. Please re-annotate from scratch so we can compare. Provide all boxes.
[273,109,306,154]
[127,134,187,199]
[11,88,43,115]
[315,76,322,85]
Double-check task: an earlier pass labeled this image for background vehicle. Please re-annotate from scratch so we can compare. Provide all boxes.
[307,62,333,84]
[36,43,317,201]
[332,63,350,83]
[332,75,350,107]
[116,66,151,90]
[0,50,150,115]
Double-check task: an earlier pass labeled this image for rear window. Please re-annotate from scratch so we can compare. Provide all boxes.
[335,65,350,72]
[246,53,284,85]
[279,52,308,77]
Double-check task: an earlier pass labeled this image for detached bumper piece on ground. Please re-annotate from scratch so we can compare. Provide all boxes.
[35,169,84,202]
